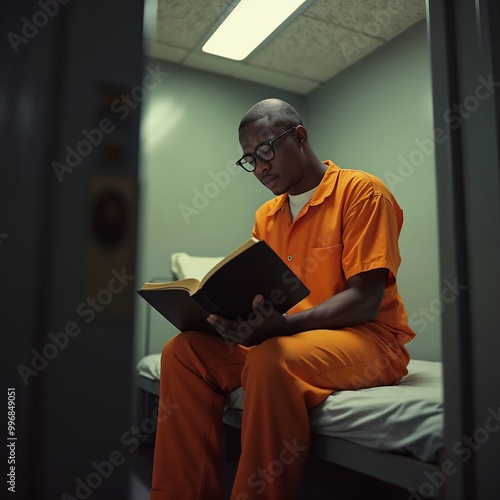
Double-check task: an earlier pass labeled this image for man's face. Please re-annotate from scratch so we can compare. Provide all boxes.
[238,117,306,196]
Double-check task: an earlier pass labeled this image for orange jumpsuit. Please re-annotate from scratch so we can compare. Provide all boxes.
[151,161,415,500]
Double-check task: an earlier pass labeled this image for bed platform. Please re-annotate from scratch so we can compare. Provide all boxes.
[137,354,444,498]
[137,252,444,498]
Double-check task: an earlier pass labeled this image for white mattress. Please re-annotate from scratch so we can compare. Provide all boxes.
[137,355,443,463]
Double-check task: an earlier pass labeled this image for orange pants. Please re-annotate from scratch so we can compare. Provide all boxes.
[150,327,409,500]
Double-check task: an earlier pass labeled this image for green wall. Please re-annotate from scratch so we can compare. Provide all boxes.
[307,21,441,361]
[137,20,441,361]
[136,63,305,354]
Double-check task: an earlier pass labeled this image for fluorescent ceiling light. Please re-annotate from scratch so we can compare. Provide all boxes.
[202,0,308,61]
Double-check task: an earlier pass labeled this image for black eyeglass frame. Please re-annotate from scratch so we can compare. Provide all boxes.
[236,126,298,172]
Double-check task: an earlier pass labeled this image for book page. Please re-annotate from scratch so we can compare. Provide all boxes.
[139,278,201,295]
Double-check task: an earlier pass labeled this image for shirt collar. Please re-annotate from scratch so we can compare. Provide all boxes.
[265,160,340,216]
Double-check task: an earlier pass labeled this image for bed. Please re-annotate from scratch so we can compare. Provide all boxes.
[136,252,445,498]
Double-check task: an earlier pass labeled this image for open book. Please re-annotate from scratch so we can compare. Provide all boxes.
[137,238,310,336]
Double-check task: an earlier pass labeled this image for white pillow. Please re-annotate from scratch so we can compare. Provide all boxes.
[136,353,161,380]
[171,252,224,280]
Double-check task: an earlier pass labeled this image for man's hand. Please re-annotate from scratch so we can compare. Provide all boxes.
[207,268,389,346]
[207,294,287,346]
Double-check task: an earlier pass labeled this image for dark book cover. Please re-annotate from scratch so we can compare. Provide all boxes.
[137,240,310,335]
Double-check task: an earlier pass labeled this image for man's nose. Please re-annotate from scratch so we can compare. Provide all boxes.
[254,158,270,176]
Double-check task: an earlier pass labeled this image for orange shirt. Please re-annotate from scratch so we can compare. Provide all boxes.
[252,161,415,346]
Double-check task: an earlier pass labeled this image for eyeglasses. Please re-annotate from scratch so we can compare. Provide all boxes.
[236,126,298,172]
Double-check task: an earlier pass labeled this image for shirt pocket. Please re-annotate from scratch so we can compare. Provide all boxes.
[299,243,343,281]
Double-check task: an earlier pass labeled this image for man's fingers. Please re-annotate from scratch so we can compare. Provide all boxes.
[252,294,265,316]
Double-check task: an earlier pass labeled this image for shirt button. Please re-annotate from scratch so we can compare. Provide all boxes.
[287,255,293,261]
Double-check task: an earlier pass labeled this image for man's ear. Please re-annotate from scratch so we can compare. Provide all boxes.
[295,125,308,144]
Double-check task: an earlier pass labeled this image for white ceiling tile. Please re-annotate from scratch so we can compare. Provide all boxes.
[184,52,242,75]
[145,39,189,63]
[248,16,384,82]
[155,0,233,49]
[148,0,426,94]
[305,0,426,41]
[236,65,320,95]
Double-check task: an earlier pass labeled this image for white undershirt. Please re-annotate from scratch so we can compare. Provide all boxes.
[288,187,317,221]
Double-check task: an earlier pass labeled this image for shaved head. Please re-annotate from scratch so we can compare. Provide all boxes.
[239,98,303,131]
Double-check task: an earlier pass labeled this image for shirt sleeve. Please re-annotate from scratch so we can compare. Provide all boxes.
[341,184,403,285]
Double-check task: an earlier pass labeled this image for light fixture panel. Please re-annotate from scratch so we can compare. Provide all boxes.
[202,0,308,61]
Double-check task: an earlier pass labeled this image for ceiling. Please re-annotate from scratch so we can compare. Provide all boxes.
[145,0,426,95]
